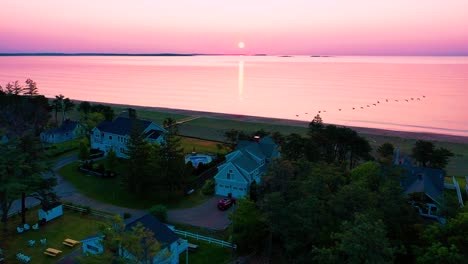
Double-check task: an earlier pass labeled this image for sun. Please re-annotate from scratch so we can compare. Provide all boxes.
[238,42,245,49]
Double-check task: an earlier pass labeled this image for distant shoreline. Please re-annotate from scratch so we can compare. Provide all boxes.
[75,99,468,144]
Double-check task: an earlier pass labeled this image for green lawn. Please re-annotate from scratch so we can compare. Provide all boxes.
[59,162,212,210]
[179,239,232,264]
[179,136,229,155]
[179,117,308,142]
[0,208,104,264]
[111,106,189,124]
[44,138,82,159]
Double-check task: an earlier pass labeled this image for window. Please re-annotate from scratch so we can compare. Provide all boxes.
[109,136,112,140]
[227,169,233,180]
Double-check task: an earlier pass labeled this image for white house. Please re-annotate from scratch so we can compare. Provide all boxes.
[40,120,86,144]
[90,117,166,158]
[214,136,280,198]
[81,214,187,264]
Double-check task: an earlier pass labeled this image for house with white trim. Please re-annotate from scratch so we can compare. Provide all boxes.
[81,214,187,264]
[40,120,86,143]
[214,136,280,198]
[91,117,166,158]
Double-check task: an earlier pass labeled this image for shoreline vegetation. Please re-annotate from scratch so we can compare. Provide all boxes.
[81,100,468,144]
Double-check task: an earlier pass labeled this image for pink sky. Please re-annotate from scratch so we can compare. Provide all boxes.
[1,0,467,55]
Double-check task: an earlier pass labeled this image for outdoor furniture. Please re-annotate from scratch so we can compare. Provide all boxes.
[32,223,39,230]
[16,253,31,263]
[16,227,24,233]
[44,248,62,257]
[28,240,35,247]
[63,238,80,247]
[40,238,47,246]
[23,224,30,231]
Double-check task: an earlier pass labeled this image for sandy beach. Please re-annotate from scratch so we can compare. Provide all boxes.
[86,100,468,144]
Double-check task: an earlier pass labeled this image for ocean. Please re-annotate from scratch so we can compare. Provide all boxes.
[1,55,467,137]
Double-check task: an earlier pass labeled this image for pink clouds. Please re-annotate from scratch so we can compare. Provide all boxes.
[1,0,467,55]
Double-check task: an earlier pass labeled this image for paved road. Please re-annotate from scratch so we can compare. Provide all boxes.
[168,196,232,230]
[7,155,145,223]
[7,154,230,229]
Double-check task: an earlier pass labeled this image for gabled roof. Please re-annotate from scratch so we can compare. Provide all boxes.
[96,117,153,136]
[145,129,164,140]
[42,120,79,135]
[125,214,179,246]
[215,162,250,183]
[232,150,260,172]
[400,160,445,204]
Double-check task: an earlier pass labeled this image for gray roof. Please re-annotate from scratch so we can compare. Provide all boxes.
[400,161,445,204]
[125,214,179,247]
[96,117,152,136]
[232,150,259,172]
[42,120,79,135]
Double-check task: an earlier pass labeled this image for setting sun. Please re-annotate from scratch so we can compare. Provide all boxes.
[238,42,245,49]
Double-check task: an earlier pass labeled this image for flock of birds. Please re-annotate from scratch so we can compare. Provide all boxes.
[295,95,426,117]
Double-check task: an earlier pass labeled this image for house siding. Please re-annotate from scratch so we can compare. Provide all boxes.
[214,137,280,198]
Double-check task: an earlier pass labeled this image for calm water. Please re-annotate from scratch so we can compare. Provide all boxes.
[1,56,468,136]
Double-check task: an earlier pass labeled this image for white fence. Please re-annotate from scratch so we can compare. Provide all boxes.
[62,204,114,219]
[173,229,237,249]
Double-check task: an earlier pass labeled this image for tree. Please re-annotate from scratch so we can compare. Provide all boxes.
[78,216,163,264]
[416,243,463,264]
[24,78,39,96]
[230,198,268,253]
[106,148,118,170]
[149,205,168,222]
[224,129,239,149]
[314,213,395,264]
[90,104,114,121]
[79,139,90,161]
[125,124,155,194]
[411,140,454,169]
[52,94,65,125]
[377,143,395,161]
[77,101,92,118]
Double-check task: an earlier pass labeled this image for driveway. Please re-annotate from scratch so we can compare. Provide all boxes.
[168,196,232,230]
[7,154,145,223]
[7,154,230,229]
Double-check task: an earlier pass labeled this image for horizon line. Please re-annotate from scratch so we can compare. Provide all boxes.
[1,52,468,57]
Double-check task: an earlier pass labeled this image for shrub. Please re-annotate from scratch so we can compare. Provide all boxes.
[201,179,215,195]
[149,205,168,222]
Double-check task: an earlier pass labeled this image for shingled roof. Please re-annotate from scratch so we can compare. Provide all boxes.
[400,161,445,204]
[42,120,79,135]
[96,117,152,136]
[125,214,179,247]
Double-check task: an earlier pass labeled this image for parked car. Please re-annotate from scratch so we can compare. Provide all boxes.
[217,198,235,210]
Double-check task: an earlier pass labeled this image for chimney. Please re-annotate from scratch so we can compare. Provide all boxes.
[254,136,260,143]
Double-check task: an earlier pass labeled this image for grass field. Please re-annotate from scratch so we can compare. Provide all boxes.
[179,136,229,155]
[0,208,104,264]
[58,162,211,210]
[179,239,232,264]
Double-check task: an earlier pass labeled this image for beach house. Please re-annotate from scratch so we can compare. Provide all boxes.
[395,151,445,219]
[40,120,86,144]
[91,117,166,158]
[81,214,188,264]
[214,136,280,198]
